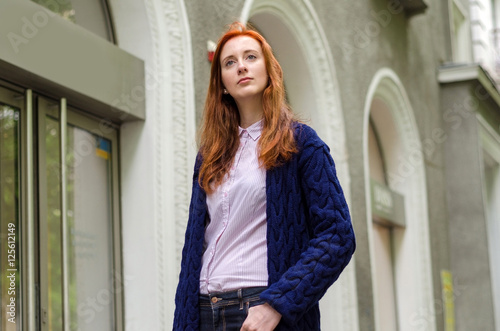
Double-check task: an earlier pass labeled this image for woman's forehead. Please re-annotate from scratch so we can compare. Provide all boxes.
[221,36,262,57]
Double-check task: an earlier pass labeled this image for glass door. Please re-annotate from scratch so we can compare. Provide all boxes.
[65,109,121,331]
[0,84,23,331]
[0,82,123,331]
[38,97,63,330]
[38,97,122,331]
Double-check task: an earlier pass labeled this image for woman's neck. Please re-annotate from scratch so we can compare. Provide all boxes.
[236,97,264,129]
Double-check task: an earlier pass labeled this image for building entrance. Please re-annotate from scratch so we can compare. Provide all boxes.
[0,81,123,331]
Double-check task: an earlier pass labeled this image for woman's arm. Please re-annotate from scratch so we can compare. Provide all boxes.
[260,129,356,325]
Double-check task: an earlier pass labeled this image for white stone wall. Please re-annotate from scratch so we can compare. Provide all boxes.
[110,0,196,329]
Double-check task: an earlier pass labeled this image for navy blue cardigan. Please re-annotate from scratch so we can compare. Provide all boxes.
[173,123,355,330]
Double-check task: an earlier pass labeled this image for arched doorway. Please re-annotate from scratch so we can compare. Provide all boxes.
[363,69,435,331]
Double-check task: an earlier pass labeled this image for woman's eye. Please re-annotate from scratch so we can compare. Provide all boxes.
[225,60,235,67]
[247,54,257,60]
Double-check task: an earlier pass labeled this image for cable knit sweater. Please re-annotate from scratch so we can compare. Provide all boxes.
[173,123,355,330]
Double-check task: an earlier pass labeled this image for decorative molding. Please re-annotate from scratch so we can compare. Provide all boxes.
[439,63,500,111]
[438,63,482,83]
[157,0,196,265]
[363,68,435,331]
[142,1,166,329]
[242,1,356,330]
[144,0,195,328]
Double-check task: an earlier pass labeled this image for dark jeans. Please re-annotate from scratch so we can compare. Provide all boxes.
[199,287,267,331]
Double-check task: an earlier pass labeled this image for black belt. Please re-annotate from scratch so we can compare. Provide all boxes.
[199,287,267,308]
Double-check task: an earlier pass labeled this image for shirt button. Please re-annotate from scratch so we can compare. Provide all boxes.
[211,297,218,303]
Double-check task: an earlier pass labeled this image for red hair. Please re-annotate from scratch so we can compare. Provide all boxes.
[199,22,297,193]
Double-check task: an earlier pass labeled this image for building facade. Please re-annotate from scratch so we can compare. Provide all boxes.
[0,0,499,330]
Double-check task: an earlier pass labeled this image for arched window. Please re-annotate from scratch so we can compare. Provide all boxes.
[364,71,435,331]
[368,117,400,331]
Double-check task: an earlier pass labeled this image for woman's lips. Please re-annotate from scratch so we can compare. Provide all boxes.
[238,77,252,84]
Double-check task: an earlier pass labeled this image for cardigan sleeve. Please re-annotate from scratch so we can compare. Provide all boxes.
[260,127,356,325]
[173,154,206,330]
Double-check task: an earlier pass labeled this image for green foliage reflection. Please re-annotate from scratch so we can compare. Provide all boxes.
[0,104,21,331]
[30,0,76,22]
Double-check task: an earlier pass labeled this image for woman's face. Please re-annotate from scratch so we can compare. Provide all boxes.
[220,36,269,105]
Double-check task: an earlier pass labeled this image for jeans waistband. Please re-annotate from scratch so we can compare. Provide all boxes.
[199,287,267,307]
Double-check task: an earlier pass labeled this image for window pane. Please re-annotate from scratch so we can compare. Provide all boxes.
[67,125,114,330]
[44,115,64,329]
[30,0,114,42]
[372,223,398,331]
[0,102,21,331]
[39,99,118,330]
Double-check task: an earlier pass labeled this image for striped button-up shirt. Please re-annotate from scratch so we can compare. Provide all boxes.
[200,119,268,294]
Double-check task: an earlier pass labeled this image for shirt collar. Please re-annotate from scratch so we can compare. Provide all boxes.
[239,119,263,141]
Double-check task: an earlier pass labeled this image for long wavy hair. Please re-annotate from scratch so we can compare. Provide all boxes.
[199,22,297,194]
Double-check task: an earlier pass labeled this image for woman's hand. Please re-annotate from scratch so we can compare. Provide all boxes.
[240,303,281,331]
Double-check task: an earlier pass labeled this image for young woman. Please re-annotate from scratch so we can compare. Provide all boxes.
[173,22,355,331]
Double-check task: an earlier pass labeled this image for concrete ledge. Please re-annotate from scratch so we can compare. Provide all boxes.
[0,0,145,122]
[439,63,500,110]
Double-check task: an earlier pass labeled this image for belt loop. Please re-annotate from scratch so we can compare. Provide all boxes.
[238,289,243,310]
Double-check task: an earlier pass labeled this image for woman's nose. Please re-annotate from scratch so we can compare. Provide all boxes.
[238,63,248,74]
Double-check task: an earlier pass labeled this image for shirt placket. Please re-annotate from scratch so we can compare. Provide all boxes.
[204,131,249,290]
